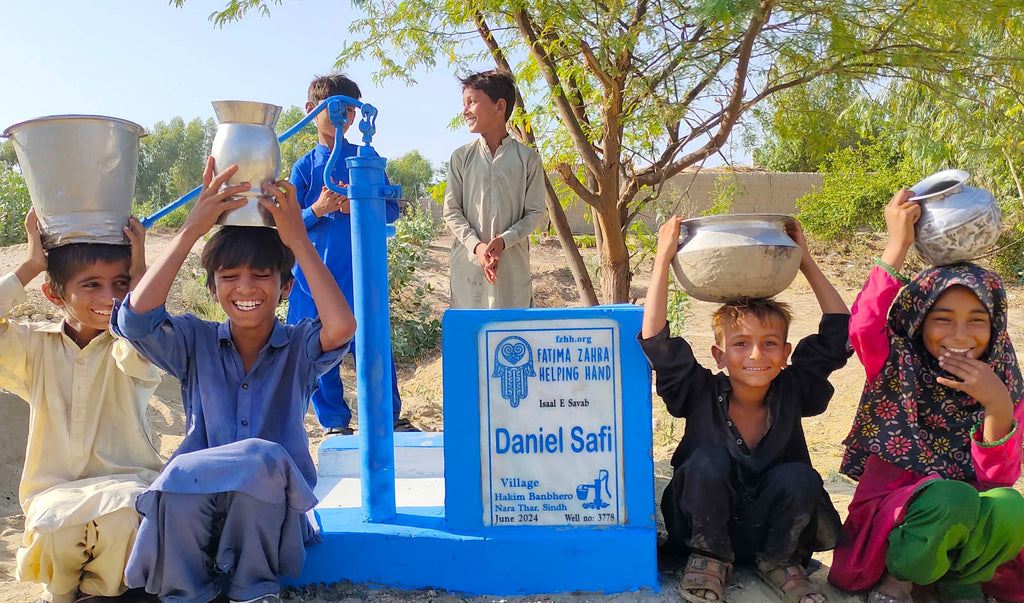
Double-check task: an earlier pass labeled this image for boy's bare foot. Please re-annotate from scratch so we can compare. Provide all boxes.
[679,553,730,603]
[757,560,827,603]
[869,572,913,603]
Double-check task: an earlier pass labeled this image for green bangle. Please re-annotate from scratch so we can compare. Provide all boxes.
[874,257,910,285]
[971,419,1018,448]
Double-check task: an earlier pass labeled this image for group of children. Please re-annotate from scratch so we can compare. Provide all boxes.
[0,68,545,603]
[3,65,1023,603]
[642,191,1024,603]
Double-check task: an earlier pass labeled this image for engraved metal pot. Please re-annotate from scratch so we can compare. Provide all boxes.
[210,100,282,227]
[2,114,145,248]
[909,169,1002,266]
[670,214,802,302]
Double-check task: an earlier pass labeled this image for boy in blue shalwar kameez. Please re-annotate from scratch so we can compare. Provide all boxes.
[113,158,356,603]
[288,72,414,435]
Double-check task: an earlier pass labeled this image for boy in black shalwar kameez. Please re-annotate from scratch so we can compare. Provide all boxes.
[639,216,851,603]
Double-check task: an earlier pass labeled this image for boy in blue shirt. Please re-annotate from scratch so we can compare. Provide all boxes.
[288,72,415,435]
[113,158,356,603]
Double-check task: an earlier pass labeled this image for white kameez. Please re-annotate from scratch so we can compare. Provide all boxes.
[443,135,547,309]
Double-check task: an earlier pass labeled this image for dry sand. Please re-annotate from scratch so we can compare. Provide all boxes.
[0,230,1021,602]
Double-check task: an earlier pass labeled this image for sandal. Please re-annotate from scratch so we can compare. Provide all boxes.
[756,560,827,603]
[679,553,731,603]
[868,572,913,603]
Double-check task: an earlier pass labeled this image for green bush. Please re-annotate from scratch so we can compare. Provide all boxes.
[0,167,31,247]
[992,214,1024,282]
[388,207,442,361]
[797,139,920,241]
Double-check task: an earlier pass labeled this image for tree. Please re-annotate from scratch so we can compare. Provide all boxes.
[181,0,1024,304]
[386,150,435,201]
[752,76,875,172]
[135,116,218,212]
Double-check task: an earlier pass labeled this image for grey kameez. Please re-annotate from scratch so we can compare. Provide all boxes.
[443,135,547,308]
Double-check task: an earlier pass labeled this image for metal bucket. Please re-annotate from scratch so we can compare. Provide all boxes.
[210,100,282,227]
[2,115,145,248]
[909,170,1002,266]
[671,214,802,302]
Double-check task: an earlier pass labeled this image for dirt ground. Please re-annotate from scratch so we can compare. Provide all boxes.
[0,228,1021,602]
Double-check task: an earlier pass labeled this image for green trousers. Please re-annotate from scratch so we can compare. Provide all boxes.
[887,479,1024,598]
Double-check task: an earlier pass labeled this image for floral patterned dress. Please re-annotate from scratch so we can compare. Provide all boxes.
[828,265,1024,601]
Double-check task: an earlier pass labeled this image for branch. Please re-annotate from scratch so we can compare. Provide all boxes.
[556,163,600,207]
[514,8,604,178]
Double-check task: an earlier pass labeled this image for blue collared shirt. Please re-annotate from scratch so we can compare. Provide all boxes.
[112,294,348,489]
[290,140,399,307]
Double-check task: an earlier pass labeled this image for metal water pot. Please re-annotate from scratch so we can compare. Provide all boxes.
[210,101,282,227]
[671,214,802,302]
[2,114,145,248]
[909,169,1002,266]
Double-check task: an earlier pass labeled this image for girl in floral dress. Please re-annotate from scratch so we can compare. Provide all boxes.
[829,190,1024,602]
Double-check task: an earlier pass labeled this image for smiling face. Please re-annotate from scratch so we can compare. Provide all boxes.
[43,259,131,345]
[462,87,506,137]
[921,285,991,360]
[210,264,292,331]
[712,313,793,391]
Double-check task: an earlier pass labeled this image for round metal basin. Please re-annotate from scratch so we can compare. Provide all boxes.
[670,214,802,302]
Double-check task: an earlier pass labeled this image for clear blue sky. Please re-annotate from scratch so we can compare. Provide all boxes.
[0,0,473,172]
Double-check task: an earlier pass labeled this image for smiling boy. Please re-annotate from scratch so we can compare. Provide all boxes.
[639,216,851,603]
[113,158,356,603]
[0,211,162,603]
[442,70,546,308]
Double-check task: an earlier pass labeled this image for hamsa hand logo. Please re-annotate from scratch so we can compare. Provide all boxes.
[492,336,535,408]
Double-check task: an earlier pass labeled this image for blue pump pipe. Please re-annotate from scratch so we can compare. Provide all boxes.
[348,147,400,522]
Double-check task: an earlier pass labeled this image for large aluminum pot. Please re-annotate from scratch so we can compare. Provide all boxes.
[909,169,1001,266]
[2,114,145,248]
[210,101,282,227]
[671,214,802,302]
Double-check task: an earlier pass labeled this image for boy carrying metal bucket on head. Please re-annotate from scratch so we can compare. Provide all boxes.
[640,216,851,603]
[1,115,159,603]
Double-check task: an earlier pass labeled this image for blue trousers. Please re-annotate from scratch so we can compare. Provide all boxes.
[287,288,402,429]
[125,491,306,603]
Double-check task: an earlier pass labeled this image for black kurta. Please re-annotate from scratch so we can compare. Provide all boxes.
[639,313,852,563]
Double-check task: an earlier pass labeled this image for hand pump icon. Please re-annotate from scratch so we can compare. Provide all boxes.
[576,469,611,510]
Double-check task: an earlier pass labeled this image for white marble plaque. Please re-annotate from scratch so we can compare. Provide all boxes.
[480,319,625,526]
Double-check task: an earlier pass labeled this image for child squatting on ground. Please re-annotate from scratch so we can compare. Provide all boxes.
[828,190,1024,603]
[1,211,161,603]
[286,72,414,436]
[112,158,357,603]
[639,216,852,603]
[442,70,547,309]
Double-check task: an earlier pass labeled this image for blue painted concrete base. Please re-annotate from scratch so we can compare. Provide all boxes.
[289,431,658,595]
[292,505,657,594]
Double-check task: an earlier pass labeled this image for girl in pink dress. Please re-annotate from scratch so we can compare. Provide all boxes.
[829,190,1024,602]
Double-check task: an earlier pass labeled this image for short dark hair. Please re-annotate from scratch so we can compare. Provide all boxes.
[460,70,516,121]
[200,226,295,292]
[46,243,131,299]
[308,73,362,105]
[711,297,793,345]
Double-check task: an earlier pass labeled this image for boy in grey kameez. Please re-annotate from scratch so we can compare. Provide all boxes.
[443,70,546,309]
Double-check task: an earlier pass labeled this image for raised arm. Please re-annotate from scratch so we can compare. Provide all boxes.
[786,219,849,315]
[14,208,47,288]
[262,180,356,352]
[642,216,681,339]
[129,158,248,314]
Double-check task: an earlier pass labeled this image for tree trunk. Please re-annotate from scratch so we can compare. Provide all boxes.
[542,178,598,305]
[594,206,631,304]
